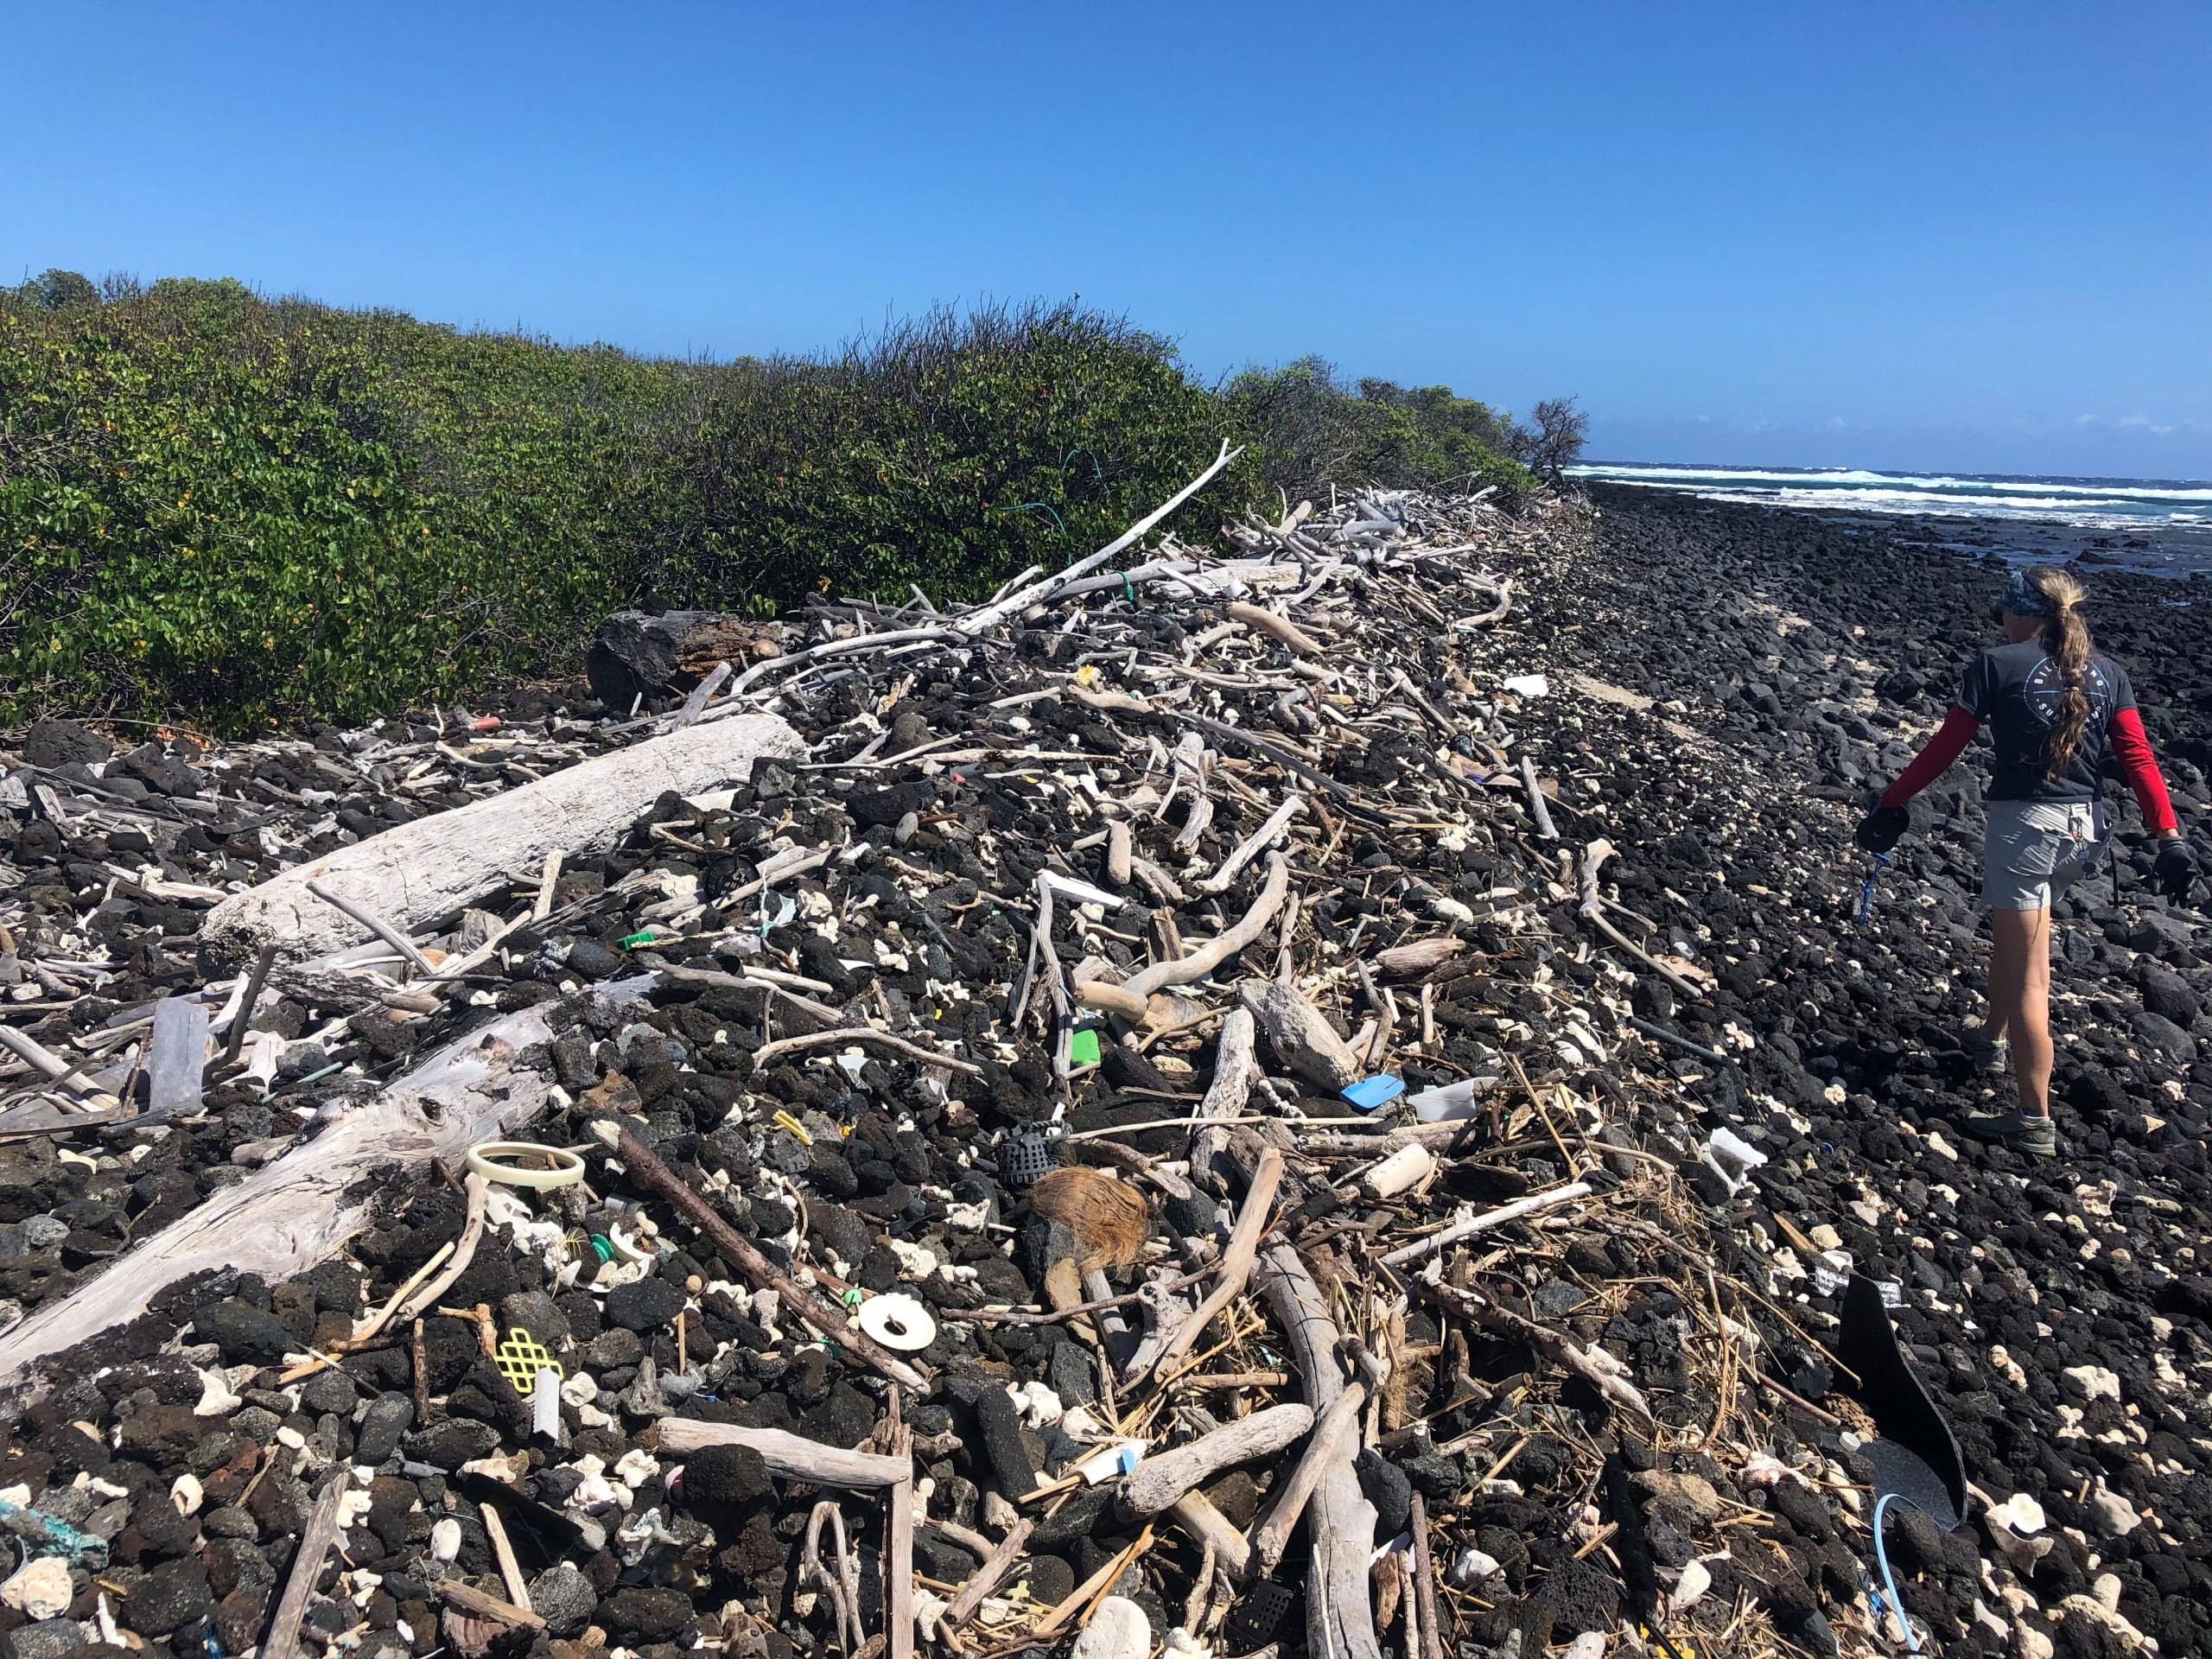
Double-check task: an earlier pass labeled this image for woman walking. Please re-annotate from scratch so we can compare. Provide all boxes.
[1857,566,2196,1157]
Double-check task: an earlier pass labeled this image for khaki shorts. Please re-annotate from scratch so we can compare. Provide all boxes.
[1981,800,2107,910]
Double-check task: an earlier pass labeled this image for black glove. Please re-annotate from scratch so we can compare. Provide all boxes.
[1855,804,1910,854]
[2154,837,2197,902]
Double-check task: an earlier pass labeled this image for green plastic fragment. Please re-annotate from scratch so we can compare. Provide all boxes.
[620,930,658,949]
[1068,1028,1103,1066]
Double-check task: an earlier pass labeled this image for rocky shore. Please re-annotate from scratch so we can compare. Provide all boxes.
[0,481,2205,1659]
[1549,486,2212,1653]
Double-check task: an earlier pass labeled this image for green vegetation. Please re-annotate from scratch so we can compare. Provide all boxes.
[2,269,1574,728]
[1224,358,1534,503]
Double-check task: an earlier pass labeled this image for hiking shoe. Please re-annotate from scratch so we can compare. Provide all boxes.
[1957,1108,2056,1158]
[1968,1035,2011,1077]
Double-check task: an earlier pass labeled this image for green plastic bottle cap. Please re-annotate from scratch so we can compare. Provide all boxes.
[590,1234,613,1262]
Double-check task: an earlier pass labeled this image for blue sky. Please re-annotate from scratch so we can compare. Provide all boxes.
[5,2,2209,477]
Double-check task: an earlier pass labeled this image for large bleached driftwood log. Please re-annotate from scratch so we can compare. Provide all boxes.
[204,714,803,960]
[0,989,631,1386]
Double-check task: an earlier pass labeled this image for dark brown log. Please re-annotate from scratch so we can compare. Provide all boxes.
[585,610,785,709]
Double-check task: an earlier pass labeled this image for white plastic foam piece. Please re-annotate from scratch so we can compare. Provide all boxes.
[1700,1125,1768,1195]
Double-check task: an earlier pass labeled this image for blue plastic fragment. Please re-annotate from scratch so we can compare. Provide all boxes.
[1340,1074,1406,1111]
[0,1497,111,1568]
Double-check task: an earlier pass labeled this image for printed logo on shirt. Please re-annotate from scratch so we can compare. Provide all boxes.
[2022,656,2113,729]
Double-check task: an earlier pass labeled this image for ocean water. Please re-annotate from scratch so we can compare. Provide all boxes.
[1568,461,2212,577]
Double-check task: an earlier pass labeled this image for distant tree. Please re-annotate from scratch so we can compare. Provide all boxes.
[1522,397,1589,481]
[17,268,99,310]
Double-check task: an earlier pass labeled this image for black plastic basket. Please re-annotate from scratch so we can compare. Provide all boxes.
[998,1126,1057,1191]
[1224,1579,1300,1653]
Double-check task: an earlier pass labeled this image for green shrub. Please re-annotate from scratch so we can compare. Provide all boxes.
[2,276,1557,730]
[2,278,694,725]
[658,302,1251,612]
[1223,357,1539,503]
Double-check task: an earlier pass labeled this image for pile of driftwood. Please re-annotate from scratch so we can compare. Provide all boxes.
[0,454,1897,1659]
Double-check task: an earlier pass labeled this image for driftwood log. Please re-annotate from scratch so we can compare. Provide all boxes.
[1190,1006,1259,1193]
[0,988,629,1386]
[1249,1380,1366,1576]
[1240,977,1362,1090]
[1120,1402,1315,1516]
[1373,938,1464,979]
[585,610,785,709]
[1256,1237,1381,1659]
[654,1420,912,1487]
[203,713,803,960]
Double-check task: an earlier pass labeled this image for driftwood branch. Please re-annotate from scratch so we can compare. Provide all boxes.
[1228,600,1327,659]
[1377,1182,1594,1268]
[435,1579,545,1631]
[304,880,435,975]
[748,1025,982,1076]
[1408,1491,1445,1659]
[655,1420,911,1486]
[1121,1402,1315,1516]
[1197,793,1305,895]
[1170,1491,1252,1580]
[1145,1147,1282,1382]
[1425,1280,1653,1426]
[1579,839,1705,1002]
[958,441,1244,633]
[941,1517,1033,1631]
[594,1122,930,1391]
[1248,1380,1366,1577]
[1519,755,1558,842]
[262,1473,350,1659]
[1075,853,1288,1008]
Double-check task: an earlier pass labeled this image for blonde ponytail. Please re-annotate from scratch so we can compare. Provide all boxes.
[2026,566,2093,779]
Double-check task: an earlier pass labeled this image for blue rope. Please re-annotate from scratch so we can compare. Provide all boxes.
[1857,852,1893,925]
[1869,1491,1921,1652]
[1061,447,1105,490]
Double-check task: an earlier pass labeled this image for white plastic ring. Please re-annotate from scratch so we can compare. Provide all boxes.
[855,1292,937,1353]
[466,1141,588,1190]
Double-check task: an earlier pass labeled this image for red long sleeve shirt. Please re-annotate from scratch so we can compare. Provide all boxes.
[1882,702,2177,833]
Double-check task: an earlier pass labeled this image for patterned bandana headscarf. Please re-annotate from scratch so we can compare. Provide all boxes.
[1999,569,2055,619]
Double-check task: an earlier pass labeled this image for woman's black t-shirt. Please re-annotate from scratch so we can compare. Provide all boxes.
[1957,640,2137,804]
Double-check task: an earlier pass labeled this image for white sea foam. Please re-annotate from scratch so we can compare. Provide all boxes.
[1567,461,2212,575]
[1573,463,2212,505]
